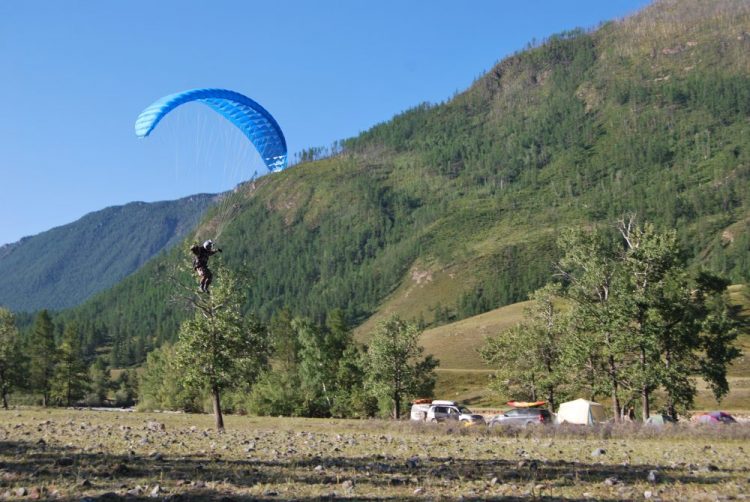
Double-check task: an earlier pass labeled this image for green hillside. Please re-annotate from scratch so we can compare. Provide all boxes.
[0,194,215,312]
[55,0,750,367]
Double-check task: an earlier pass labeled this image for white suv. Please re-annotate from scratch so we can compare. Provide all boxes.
[411,400,485,425]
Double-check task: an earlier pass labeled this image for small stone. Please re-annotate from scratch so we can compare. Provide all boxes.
[314,465,324,472]
[591,448,606,457]
[414,487,424,495]
[15,487,28,497]
[78,479,92,487]
[342,479,354,490]
[55,457,74,467]
[490,477,498,486]
[647,470,658,483]
[406,456,420,468]
[146,421,165,432]
[604,477,619,486]
[644,490,653,499]
[149,484,162,497]
[262,490,278,497]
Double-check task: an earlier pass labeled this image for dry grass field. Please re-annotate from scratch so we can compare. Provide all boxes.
[2,408,750,501]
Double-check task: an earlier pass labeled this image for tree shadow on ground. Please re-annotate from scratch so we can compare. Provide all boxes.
[0,438,730,501]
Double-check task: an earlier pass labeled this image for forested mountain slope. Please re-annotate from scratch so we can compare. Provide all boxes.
[0,194,215,311]
[58,0,750,366]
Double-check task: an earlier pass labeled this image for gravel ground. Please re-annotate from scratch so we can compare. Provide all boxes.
[1,408,749,500]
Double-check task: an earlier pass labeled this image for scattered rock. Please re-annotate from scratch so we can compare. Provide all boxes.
[406,456,420,469]
[314,465,324,472]
[647,470,658,483]
[113,463,128,475]
[604,477,619,486]
[490,477,498,486]
[78,479,92,488]
[414,487,424,495]
[147,421,165,432]
[15,487,28,497]
[644,490,653,499]
[55,457,74,467]
[591,448,606,458]
[149,484,162,497]
[262,490,278,497]
[341,479,354,490]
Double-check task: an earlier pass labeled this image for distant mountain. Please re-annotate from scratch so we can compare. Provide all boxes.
[58,0,750,366]
[0,194,216,311]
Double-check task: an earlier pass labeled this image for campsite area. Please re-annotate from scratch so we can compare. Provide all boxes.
[1,408,749,501]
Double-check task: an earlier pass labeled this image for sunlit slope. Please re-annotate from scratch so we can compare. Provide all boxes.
[419,300,529,370]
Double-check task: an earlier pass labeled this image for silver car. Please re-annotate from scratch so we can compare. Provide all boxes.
[488,407,552,427]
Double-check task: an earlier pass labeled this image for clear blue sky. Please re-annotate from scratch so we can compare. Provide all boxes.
[0,0,652,246]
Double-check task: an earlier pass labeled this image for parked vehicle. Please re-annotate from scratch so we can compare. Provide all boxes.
[692,411,737,424]
[488,407,552,427]
[410,400,485,425]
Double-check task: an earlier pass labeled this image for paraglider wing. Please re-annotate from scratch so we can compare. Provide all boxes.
[135,88,287,172]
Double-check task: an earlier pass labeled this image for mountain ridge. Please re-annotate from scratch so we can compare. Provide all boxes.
[0,194,217,312]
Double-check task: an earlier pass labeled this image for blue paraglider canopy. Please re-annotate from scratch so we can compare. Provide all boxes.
[135,88,287,172]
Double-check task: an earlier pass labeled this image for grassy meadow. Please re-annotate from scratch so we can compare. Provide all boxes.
[2,408,750,501]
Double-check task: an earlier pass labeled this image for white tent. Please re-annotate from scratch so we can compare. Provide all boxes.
[556,398,606,425]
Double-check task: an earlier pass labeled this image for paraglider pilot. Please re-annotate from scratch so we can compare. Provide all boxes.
[190,240,222,293]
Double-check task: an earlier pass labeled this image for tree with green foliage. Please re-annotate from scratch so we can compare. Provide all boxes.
[480,284,569,411]
[138,343,199,411]
[113,369,138,407]
[366,316,438,419]
[86,357,111,406]
[557,226,631,420]
[51,322,90,406]
[331,343,378,418]
[250,309,374,418]
[557,219,741,420]
[29,310,57,407]
[296,309,354,416]
[175,265,270,430]
[0,308,24,409]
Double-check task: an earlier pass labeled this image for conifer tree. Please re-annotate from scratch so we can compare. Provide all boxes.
[29,310,57,406]
[51,322,89,406]
[87,358,111,405]
[0,308,24,409]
